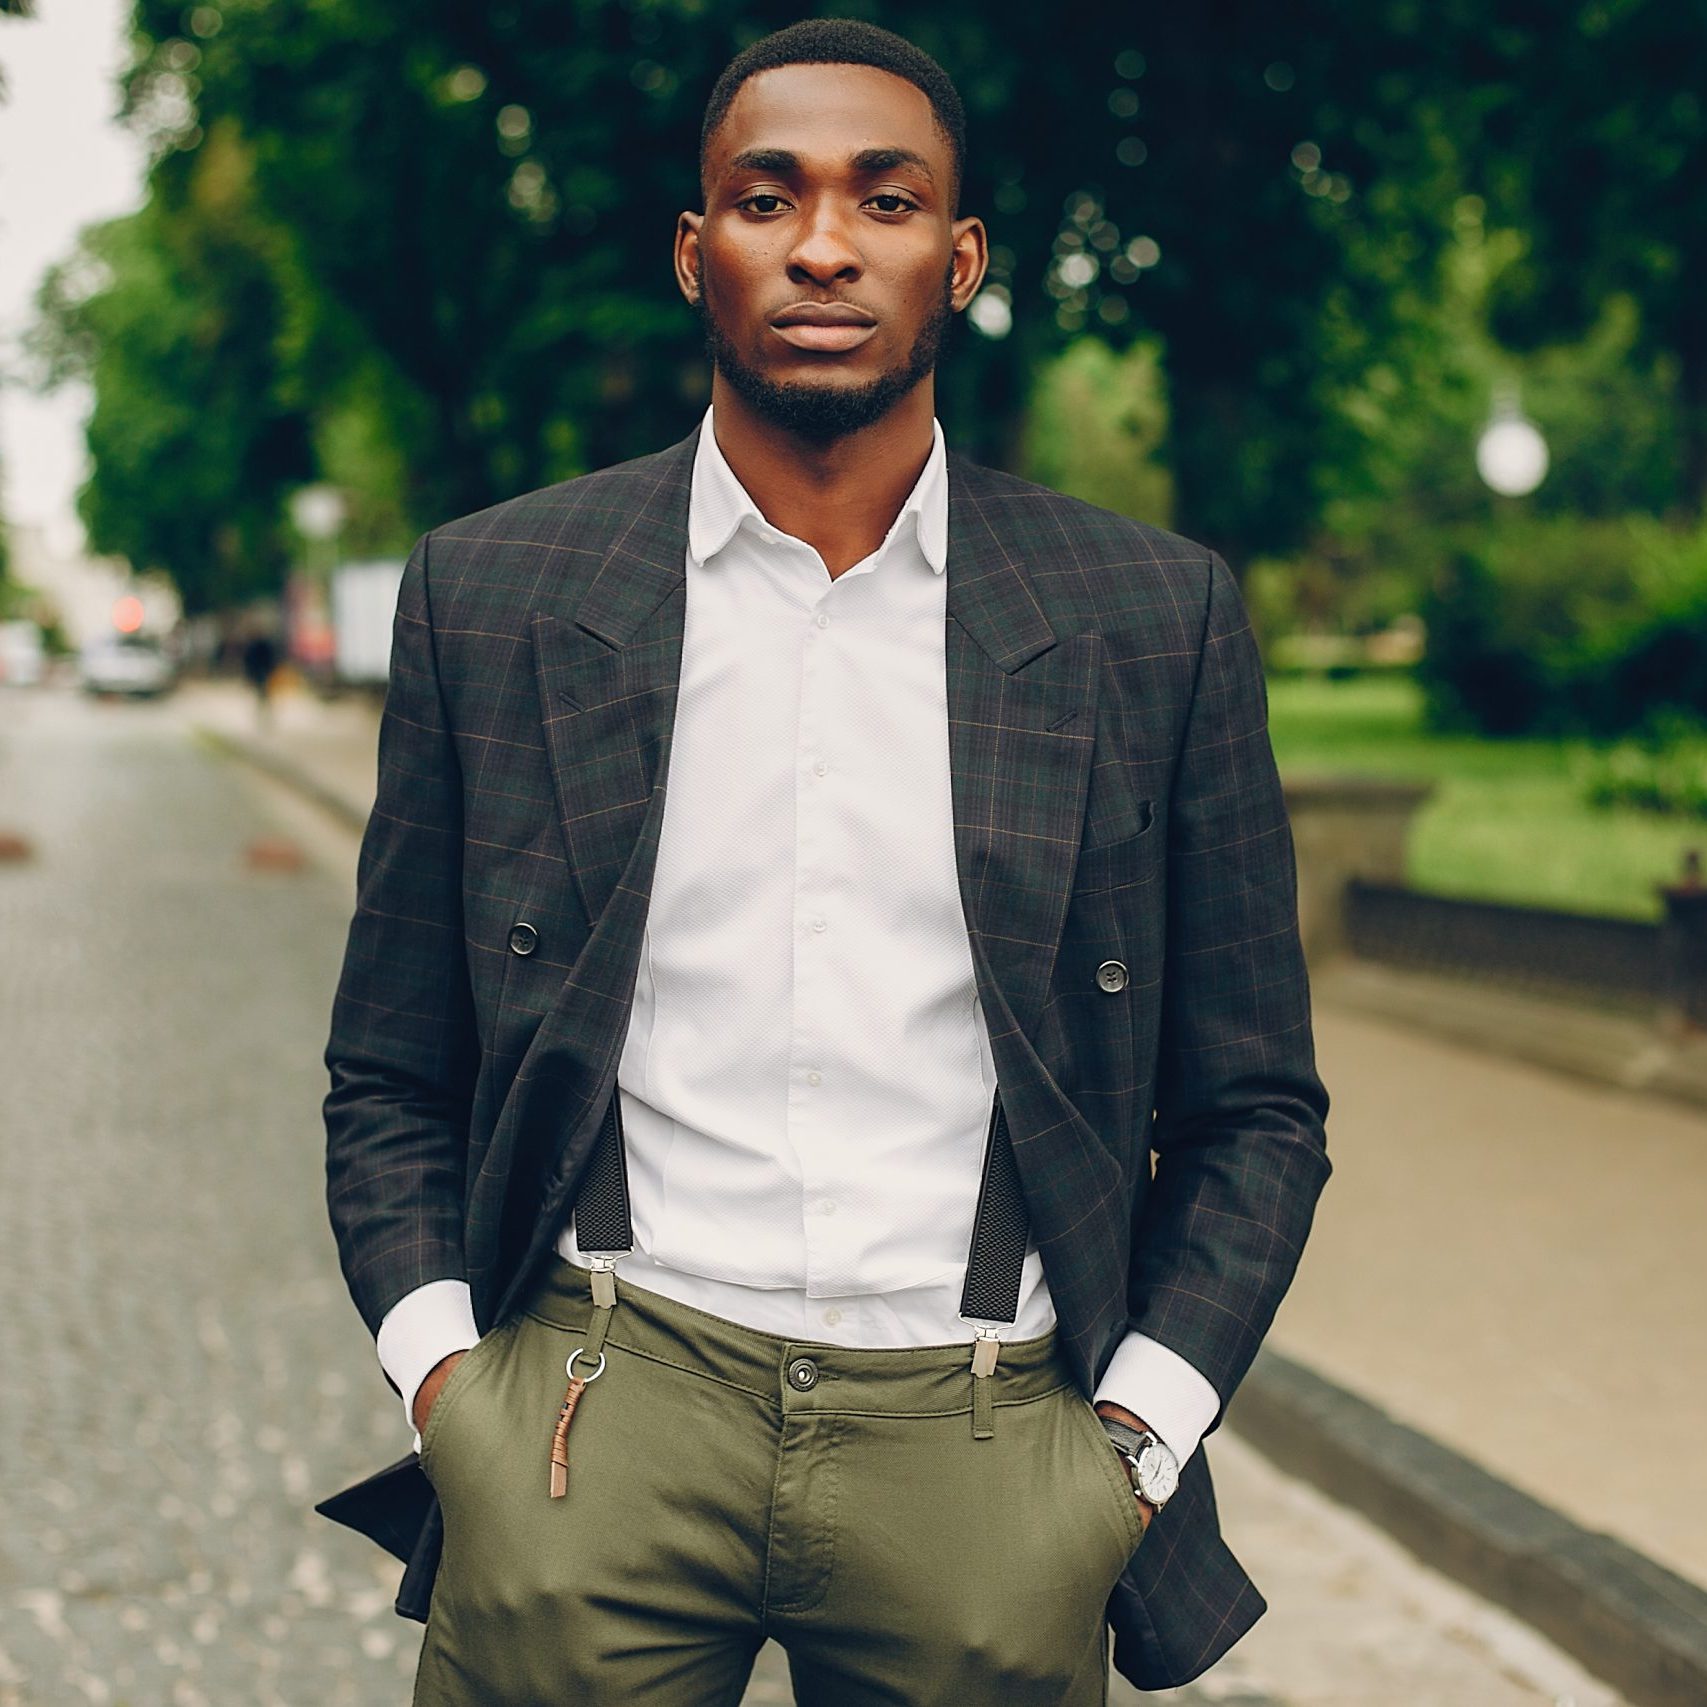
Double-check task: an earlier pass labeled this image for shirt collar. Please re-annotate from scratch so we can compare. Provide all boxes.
[687,404,948,574]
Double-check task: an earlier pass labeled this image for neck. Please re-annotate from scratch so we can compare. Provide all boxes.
[708,375,937,578]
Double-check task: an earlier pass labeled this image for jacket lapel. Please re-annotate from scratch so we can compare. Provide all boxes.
[944,454,1100,1047]
[531,433,698,929]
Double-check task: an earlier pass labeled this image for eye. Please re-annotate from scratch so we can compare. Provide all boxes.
[738,193,789,215]
[867,193,920,214]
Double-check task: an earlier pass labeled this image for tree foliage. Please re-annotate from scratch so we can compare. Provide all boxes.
[1476,0,1707,517]
[102,0,1483,570]
[41,0,1703,611]
[32,121,312,614]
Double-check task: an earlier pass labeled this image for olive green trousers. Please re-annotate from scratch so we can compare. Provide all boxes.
[413,1256,1145,1706]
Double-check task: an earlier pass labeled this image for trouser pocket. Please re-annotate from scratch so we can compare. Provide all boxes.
[1065,1390,1148,1561]
[418,1318,513,1483]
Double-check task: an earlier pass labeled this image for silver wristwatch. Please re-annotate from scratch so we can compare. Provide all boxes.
[1099,1417,1180,1510]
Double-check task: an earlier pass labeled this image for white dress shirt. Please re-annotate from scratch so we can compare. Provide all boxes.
[378,407,1219,1467]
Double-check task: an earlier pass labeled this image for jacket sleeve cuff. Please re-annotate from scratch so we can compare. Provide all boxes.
[376,1279,480,1449]
[1091,1329,1221,1469]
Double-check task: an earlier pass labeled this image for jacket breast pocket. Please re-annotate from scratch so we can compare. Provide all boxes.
[1073,799,1159,896]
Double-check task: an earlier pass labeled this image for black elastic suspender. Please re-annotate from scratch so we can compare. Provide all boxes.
[957,1092,1029,1326]
[572,1093,635,1256]
[572,1087,1030,1330]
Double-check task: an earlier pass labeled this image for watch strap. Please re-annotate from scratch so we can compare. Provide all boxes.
[1097,1416,1149,1460]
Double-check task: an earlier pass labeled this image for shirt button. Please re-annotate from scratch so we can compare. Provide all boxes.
[810,917,827,933]
[822,1308,842,1327]
[813,761,828,777]
[806,1070,822,1087]
[814,1199,836,1217]
[815,612,831,628]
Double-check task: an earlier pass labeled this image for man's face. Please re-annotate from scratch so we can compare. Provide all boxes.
[679,62,986,443]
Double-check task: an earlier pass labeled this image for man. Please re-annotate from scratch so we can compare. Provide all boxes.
[318,19,1331,1704]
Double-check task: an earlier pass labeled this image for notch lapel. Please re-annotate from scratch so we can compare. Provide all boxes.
[531,435,697,929]
[479,434,697,1312]
[944,455,1100,1049]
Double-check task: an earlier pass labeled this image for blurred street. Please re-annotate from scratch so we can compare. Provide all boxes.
[0,682,1632,1707]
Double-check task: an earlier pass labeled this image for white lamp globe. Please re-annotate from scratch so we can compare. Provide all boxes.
[1476,408,1549,497]
[291,484,347,540]
[968,289,1013,340]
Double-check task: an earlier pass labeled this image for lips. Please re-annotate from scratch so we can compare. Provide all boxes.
[770,302,877,327]
[769,301,879,353]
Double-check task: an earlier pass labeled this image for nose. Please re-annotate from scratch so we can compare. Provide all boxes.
[787,201,862,287]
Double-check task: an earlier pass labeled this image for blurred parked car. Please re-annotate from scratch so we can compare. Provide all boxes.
[78,632,177,698]
[0,620,47,686]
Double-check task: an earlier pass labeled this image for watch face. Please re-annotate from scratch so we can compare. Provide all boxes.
[1136,1441,1180,1505]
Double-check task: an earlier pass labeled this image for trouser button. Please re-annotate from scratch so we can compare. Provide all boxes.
[787,1356,819,1392]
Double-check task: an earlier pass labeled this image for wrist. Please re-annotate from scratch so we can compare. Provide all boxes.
[411,1350,465,1434]
[1094,1399,1150,1434]
[1093,1405,1177,1522]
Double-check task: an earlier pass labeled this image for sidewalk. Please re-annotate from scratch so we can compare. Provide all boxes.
[180,676,381,833]
[189,675,1707,1703]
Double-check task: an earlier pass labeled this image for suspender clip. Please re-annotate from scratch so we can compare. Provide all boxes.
[585,1251,627,1310]
[970,1324,1002,1379]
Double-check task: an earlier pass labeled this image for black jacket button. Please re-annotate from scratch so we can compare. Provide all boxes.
[508,922,539,956]
[1095,959,1129,993]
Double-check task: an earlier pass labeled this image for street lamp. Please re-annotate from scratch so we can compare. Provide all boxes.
[1475,385,1549,497]
[290,484,347,547]
[287,485,348,685]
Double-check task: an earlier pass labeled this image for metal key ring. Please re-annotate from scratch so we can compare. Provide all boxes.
[565,1349,606,1383]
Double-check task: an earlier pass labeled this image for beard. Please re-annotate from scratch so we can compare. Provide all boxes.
[692,255,956,445]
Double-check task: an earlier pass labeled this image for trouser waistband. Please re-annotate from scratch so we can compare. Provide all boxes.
[519,1254,1079,1415]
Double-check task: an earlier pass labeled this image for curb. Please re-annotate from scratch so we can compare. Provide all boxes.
[193,722,371,836]
[1312,958,1707,1118]
[1229,1347,1707,1707]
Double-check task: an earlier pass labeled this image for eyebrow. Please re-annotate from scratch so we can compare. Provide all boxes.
[726,145,936,184]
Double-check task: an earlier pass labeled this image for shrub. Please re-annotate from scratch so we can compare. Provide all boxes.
[1417,515,1707,739]
[1577,712,1707,820]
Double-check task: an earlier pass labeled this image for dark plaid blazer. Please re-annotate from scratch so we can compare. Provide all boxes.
[318,421,1331,1692]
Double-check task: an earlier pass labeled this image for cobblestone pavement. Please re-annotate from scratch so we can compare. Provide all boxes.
[0,687,1628,1706]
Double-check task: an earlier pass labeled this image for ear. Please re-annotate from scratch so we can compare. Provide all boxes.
[674,211,704,306]
[949,215,989,312]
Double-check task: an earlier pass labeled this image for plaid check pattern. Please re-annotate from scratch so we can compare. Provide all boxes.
[320,422,1331,1691]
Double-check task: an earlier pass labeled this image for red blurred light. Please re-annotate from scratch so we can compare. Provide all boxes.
[112,595,145,633]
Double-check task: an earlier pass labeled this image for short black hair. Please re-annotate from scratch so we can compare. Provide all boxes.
[700,19,966,213]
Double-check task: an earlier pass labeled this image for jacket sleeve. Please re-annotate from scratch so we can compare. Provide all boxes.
[323,530,478,1342]
[1128,548,1332,1434]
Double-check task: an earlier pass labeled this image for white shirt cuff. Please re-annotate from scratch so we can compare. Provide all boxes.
[375,1278,480,1453]
[1091,1330,1220,1469]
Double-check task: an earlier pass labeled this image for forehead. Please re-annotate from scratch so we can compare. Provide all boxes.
[707,61,948,179]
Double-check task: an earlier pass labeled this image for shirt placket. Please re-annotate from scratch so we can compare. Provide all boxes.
[787,553,867,1298]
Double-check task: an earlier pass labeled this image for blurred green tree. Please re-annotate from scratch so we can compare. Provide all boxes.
[1477,1,1706,519]
[32,121,314,614]
[106,0,1478,571]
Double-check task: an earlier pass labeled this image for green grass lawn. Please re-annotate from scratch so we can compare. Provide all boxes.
[1265,672,1704,922]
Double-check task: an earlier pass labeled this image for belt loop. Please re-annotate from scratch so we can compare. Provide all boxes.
[970,1325,1000,1440]
[583,1253,623,1361]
